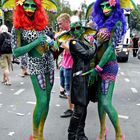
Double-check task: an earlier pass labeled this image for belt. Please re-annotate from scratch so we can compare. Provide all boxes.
[73,70,83,77]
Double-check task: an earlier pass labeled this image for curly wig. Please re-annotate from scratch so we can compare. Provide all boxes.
[92,0,126,35]
[13,0,48,31]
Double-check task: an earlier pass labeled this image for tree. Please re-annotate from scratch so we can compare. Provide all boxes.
[130,4,140,31]
[48,0,72,31]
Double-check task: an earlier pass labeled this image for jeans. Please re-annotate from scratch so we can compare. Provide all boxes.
[60,66,72,96]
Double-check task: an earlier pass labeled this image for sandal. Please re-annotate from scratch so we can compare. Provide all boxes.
[1,80,7,83]
[25,72,29,76]
[4,81,11,86]
[19,74,25,77]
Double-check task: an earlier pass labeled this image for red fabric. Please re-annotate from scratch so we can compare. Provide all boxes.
[13,0,48,31]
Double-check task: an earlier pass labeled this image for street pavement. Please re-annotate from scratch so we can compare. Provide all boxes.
[0,51,140,140]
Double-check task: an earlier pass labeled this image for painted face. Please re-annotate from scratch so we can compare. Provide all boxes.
[70,22,85,39]
[23,0,37,17]
[100,1,113,17]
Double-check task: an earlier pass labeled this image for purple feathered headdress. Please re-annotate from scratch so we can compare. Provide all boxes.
[92,0,126,35]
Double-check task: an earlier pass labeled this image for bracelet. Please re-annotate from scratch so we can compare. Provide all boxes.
[95,65,103,72]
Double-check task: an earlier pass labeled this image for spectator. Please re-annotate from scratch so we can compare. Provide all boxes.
[0,25,12,85]
[20,54,29,77]
[137,38,140,59]
[132,33,139,57]
[57,13,74,118]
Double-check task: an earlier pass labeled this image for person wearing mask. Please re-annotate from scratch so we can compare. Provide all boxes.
[58,16,97,140]
[82,0,135,139]
[11,0,57,139]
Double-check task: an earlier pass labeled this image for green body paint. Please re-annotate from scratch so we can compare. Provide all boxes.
[89,22,123,140]
[100,1,113,17]
[23,0,37,17]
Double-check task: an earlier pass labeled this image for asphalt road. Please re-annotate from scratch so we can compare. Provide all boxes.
[0,52,140,140]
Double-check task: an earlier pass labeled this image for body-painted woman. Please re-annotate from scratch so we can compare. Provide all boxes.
[84,0,128,139]
[11,0,56,139]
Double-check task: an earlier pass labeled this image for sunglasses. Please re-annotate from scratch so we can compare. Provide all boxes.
[23,3,37,9]
[71,26,81,32]
[100,3,110,9]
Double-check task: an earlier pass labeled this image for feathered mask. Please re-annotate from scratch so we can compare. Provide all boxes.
[86,0,137,19]
[57,16,97,43]
[2,0,58,14]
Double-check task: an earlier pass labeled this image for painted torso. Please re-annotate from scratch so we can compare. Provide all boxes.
[11,26,54,75]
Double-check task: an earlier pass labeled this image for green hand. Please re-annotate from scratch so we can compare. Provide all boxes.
[88,69,98,86]
[36,34,47,45]
[82,69,94,76]
[53,41,59,51]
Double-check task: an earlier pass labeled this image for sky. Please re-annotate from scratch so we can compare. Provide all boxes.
[69,0,140,10]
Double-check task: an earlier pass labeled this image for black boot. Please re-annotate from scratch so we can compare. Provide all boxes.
[68,105,85,140]
[76,124,88,140]
[77,107,88,140]
[68,116,80,140]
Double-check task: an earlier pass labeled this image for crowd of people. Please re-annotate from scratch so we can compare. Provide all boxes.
[0,0,139,140]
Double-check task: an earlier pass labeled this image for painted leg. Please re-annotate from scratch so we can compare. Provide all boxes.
[97,101,107,140]
[99,80,123,140]
[30,72,53,140]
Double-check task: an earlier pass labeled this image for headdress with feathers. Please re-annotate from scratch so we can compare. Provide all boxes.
[2,0,57,14]
[5,0,58,30]
[86,0,138,20]
[58,16,97,43]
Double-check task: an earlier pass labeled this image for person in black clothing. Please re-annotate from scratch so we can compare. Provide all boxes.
[132,34,139,57]
[58,16,97,140]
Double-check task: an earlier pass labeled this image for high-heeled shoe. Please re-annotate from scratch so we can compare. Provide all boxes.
[116,134,125,140]
[96,128,108,140]
[29,135,33,140]
[122,134,125,140]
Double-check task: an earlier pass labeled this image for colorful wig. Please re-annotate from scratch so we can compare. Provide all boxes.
[13,0,48,31]
[92,0,126,35]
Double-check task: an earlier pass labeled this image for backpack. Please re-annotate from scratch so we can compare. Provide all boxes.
[0,33,12,54]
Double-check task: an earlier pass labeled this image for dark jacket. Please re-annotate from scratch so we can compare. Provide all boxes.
[69,39,96,106]
[0,32,11,46]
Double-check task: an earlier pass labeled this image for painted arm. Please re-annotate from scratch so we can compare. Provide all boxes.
[13,35,46,57]
[98,21,123,67]
[83,21,123,75]
[11,28,48,57]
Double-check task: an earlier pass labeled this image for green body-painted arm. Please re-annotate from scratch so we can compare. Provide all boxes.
[98,44,114,67]
[13,34,47,57]
[82,21,123,76]
[98,21,123,68]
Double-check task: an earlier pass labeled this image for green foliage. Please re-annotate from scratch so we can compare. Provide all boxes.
[48,0,72,31]
[130,5,140,31]
[4,11,13,30]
